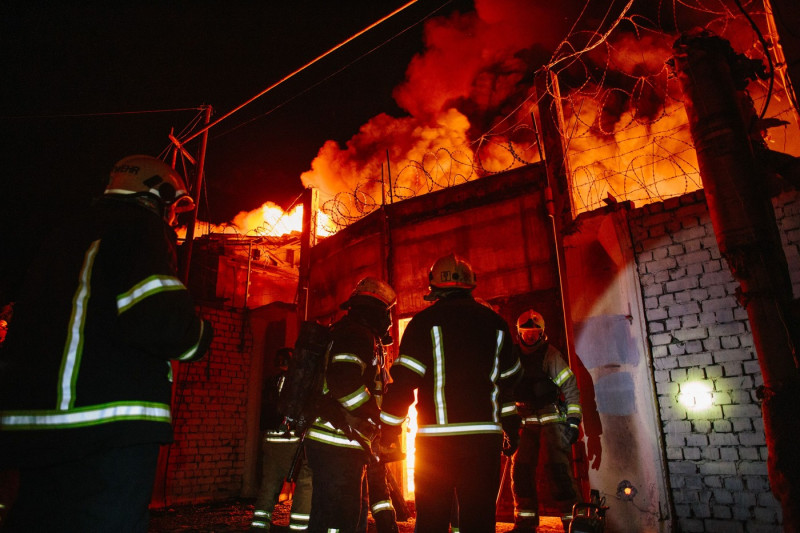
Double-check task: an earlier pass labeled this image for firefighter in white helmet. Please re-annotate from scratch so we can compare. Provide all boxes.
[0,155,212,533]
[379,253,522,531]
[104,154,196,227]
[305,277,399,533]
[509,309,582,532]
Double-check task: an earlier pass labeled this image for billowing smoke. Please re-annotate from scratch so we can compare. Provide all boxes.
[301,0,589,219]
[221,0,796,234]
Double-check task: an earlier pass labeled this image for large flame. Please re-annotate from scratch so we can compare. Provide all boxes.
[179,201,334,240]
[229,202,334,238]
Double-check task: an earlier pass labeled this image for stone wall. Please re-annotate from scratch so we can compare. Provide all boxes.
[627,189,799,532]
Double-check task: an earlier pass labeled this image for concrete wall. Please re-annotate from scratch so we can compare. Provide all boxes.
[565,206,672,532]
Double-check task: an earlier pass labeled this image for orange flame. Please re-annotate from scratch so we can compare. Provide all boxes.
[179,201,334,240]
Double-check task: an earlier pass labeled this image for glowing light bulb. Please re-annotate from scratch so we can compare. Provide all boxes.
[678,381,713,410]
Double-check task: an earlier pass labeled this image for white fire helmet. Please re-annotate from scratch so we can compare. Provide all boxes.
[105,155,195,225]
[516,309,545,347]
[424,253,476,301]
[346,277,397,308]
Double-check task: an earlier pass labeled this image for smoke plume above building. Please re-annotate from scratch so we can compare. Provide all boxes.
[218,0,796,236]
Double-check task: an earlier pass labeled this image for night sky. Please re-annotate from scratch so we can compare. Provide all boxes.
[1,1,472,227]
[2,0,769,284]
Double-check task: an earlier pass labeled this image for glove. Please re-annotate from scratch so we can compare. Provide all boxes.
[377,425,404,462]
[502,432,519,457]
[565,417,581,445]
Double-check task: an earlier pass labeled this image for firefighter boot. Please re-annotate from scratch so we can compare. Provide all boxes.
[510,510,539,532]
[373,509,399,533]
[249,509,271,532]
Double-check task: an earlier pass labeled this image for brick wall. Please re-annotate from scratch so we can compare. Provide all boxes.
[161,304,253,505]
[628,189,799,532]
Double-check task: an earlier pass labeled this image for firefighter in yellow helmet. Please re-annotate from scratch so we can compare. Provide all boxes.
[305,277,399,533]
[509,309,582,532]
[379,253,522,531]
[0,155,212,533]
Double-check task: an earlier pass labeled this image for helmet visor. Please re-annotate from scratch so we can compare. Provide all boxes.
[518,327,543,346]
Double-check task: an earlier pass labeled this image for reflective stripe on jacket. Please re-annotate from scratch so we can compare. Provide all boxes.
[515,342,581,426]
[306,316,381,450]
[381,295,521,438]
[0,199,212,467]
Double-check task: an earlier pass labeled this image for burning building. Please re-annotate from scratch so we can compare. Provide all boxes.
[80,1,800,531]
[164,147,799,532]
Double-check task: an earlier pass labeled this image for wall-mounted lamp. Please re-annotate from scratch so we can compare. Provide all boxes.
[678,380,713,410]
[616,479,638,501]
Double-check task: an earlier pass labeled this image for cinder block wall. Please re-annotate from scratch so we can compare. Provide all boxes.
[628,189,799,532]
[161,305,253,505]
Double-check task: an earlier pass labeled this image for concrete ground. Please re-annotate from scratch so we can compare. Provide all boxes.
[147,499,566,532]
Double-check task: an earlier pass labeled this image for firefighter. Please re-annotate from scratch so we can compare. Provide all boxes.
[509,309,582,532]
[304,277,399,533]
[0,155,213,533]
[379,253,522,532]
[250,348,312,532]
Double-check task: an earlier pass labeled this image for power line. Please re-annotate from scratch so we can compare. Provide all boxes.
[1,107,204,120]
[178,0,424,145]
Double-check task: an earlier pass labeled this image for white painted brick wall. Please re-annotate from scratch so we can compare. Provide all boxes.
[629,188,798,532]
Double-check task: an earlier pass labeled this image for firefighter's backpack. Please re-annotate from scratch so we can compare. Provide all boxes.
[277,320,332,433]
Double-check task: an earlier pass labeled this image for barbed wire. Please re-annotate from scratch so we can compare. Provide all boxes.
[310,0,798,232]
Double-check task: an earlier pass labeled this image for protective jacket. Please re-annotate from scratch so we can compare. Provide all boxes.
[514,341,581,425]
[380,293,520,531]
[511,340,582,529]
[380,294,521,438]
[306,315,383,451]
[0,198,212,468]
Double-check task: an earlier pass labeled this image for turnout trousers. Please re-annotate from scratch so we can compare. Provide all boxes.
[305,439,367,533]
[5,443,159,533]
[251,435,312,531]
[510,423,579,529]
[414,433,502,533]
[358,461,398,533]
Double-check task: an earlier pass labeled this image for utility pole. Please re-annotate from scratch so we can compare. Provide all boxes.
[180,104,213,283]
[297,187,319,327]
[671,30,800,531]
[533,67,590,501]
